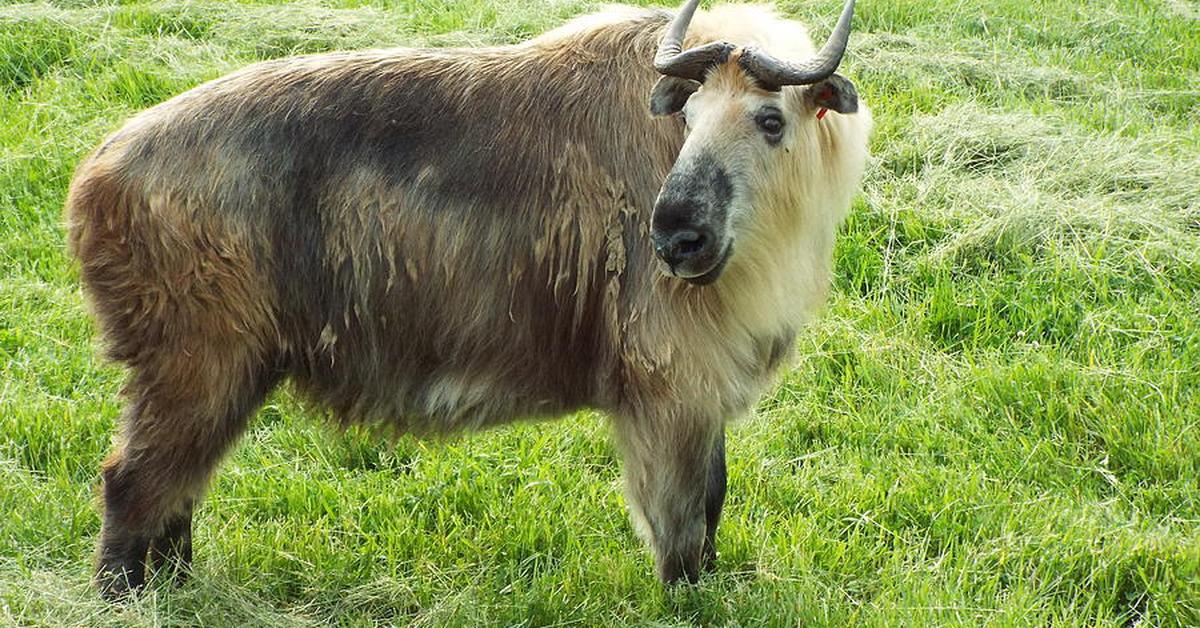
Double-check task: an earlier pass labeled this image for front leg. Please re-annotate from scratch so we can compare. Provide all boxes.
[614,413,724,584]
[702,428,726,572]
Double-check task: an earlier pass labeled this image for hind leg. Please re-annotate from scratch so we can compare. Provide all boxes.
[148,499,193,584]
[95,349,276,601]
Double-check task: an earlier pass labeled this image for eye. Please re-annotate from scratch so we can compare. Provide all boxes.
[756,111,785,144]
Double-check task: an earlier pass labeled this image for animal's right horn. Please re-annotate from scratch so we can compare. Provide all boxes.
[654,0,736,82]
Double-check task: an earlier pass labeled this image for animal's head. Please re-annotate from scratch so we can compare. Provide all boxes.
[648,0,860,285]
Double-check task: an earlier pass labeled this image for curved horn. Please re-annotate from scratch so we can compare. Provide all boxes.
[739,0,855,89]
[654,0,735,82]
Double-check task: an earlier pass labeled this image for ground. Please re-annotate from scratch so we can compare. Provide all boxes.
[1,0,1198,625]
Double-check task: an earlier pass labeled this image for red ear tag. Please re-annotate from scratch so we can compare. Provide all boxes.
[816,108,829,120]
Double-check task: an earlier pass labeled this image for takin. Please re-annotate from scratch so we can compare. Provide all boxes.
[65,0,871,599]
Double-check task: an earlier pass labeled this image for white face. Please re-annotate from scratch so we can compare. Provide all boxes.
[650,67,801,285]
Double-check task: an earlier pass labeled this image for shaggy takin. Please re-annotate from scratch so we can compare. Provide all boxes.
[66,0,871,599]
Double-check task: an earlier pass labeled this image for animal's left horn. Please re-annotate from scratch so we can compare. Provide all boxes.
[654,0,736,82]
[739,0,855,89]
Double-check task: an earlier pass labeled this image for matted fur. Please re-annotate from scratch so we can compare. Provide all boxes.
[67,3,870,594]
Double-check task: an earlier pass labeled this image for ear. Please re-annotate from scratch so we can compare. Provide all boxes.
[649,76,701,117]
[805,73,858,114]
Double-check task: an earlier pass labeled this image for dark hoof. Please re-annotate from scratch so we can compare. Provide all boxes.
[96,561,147,602]
[96,535,149,602]
[658,556,702,585]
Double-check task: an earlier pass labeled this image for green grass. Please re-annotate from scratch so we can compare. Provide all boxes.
[1,0,1198,624]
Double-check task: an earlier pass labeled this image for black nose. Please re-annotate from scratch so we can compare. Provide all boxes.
[651,227,715,268]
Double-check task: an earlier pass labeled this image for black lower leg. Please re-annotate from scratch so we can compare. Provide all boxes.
[149,501,194,584]
[702,429,727,571]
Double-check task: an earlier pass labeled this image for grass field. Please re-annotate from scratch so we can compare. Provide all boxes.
[1,0,1198,625]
